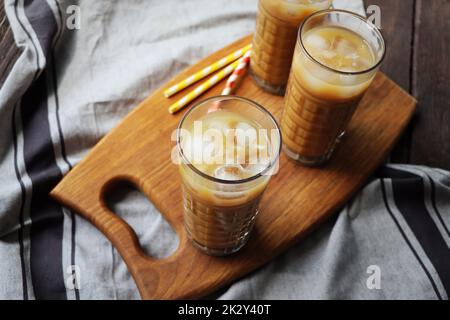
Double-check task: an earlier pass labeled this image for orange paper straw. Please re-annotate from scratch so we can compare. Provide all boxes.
[208,50,252,113]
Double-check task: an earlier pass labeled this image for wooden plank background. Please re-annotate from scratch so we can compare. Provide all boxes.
[1,0,449,170]
[364,0,450,170]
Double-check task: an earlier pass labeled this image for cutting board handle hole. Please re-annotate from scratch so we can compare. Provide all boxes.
[103,179,179,259]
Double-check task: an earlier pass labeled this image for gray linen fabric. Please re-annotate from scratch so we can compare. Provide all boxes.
[0,0,449,300]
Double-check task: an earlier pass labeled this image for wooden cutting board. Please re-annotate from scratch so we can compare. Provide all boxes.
[50,35,416,299]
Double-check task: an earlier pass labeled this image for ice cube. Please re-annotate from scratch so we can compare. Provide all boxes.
[238,144,260,166]
[208,120,230,133]
[355,56,372,69]
[258,142,271,161]
[241,142,267,166]
[235,122,253,132]
[225,128,237,145]
[235,124,257,148]
[332,36,357,58]
[320,50,337,60]
[214,165,244,181]
[305,34,330,51]
[346,52,360,60]
[202,141,218,164]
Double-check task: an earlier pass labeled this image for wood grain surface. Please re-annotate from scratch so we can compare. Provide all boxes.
[408,0,450,168]
[50,35,416,299]
[364,0,416,164]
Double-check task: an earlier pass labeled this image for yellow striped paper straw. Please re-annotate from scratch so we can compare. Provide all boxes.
[168,60,240,114]
[164,44,252,98]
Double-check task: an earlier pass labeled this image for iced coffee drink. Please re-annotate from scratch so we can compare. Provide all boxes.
[250,0,332,95]
[281,10,386,165]
[177,96,281,256]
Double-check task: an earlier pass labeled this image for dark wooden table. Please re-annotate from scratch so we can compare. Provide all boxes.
[364,0,450,170]
[1,0,449,170]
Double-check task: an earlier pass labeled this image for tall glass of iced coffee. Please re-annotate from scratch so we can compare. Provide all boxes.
[281,9,386,165]
[176,96,281,256]
[251,0,332,95]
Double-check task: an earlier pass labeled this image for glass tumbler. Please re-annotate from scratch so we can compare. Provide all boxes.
[176,96,281,256]
[281,9,386,166]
